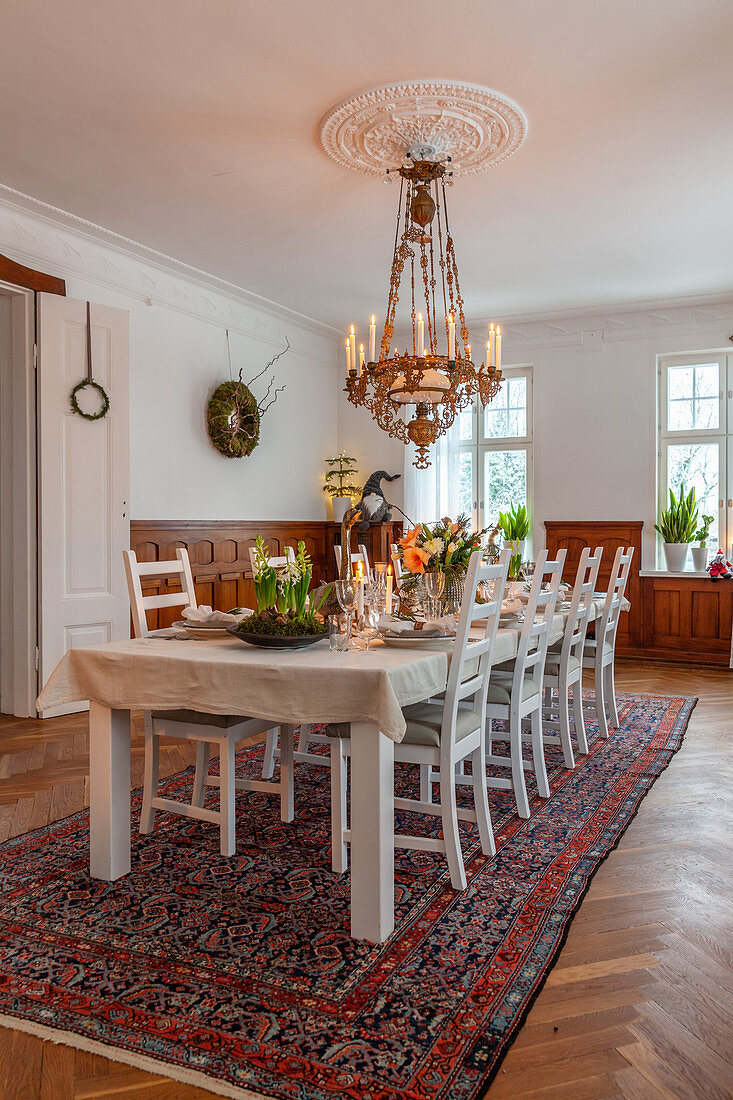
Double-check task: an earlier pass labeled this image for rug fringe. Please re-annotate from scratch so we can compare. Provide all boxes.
[0,1011,269,1100]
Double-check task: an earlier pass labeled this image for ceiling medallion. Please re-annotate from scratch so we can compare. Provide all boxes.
[322,82,524,467]
[318,79,527,178]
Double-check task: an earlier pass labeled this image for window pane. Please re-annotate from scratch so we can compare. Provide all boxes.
[667,364,719,431]
[484,377,527,439]
[667,443,719,546]
[484,450,527,525]
[457,451,474,518]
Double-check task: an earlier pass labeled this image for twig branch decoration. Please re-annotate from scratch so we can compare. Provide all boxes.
[207,337,289,458]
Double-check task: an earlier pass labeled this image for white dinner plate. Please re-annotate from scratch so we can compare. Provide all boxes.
[380,631,456,649]
[172,620,233,637]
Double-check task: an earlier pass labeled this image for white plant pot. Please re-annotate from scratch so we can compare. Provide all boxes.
[331,496,352,523]
[690,546,709,572]
[663,542,689,572]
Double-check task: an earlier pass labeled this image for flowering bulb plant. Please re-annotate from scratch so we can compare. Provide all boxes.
[397,514,486,576]
[239,536,329,638]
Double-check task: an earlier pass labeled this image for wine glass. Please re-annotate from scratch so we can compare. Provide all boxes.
[424,571,445,622]
[361,591,381,649]
[335,579,356,646]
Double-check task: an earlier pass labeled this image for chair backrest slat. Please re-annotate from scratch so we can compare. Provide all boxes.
[123,548,197,638]
[440,549,510,758]
[596,546,634,648]
[510,549,566,692]
[559,546,603,667]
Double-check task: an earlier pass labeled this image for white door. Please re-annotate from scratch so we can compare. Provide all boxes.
[37,294,130,717]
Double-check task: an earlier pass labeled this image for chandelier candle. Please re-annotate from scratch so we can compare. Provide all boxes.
[369,315,376,363]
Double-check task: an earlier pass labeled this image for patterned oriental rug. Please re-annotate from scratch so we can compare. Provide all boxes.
[0,693,695,1100]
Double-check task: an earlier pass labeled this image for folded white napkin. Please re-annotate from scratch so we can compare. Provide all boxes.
[181,605,239,625]
[377,615,456,637]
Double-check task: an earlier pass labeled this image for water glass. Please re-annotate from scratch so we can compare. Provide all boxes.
[335,579,357,642]
[424,570,445,621]
[328,613,350,651]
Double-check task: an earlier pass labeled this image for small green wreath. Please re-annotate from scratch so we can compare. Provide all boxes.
[207,380,261,458]
[70,379,110,421]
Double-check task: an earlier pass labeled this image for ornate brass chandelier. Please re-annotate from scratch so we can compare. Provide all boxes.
[343,151,503,468]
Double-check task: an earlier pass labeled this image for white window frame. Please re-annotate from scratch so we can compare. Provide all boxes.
[459,365,534,536]
[657,351,732,564]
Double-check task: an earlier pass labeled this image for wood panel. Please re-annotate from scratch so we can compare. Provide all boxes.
[544,521,643,651]
[639,575,733,666]
[0,251,66,295]
[129,520,401,629]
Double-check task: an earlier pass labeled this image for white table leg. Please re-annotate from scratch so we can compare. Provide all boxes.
[89,702,131,880]
[349,720,394,943]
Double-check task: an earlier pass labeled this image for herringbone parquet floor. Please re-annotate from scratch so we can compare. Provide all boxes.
[0,660,731,1099]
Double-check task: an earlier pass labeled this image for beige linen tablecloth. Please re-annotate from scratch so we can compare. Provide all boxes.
[37,631,523,743]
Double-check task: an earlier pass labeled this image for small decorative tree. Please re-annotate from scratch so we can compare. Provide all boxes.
[324,453,360,499]
[324,453,360,522]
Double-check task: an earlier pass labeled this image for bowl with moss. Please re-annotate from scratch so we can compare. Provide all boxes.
[227,608,328,649]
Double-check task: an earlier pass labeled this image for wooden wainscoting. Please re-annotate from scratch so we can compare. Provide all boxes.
[545,520,733,666]
[129,520,401,629]
[544,520,644,652]
[639,573,733,666]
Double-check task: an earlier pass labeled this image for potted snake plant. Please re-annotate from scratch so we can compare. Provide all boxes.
[654,483,698,572]
[691,513,715,572]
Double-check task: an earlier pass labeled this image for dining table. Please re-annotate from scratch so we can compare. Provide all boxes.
[36,595,628,945]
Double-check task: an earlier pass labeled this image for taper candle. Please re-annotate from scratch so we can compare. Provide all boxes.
[496,325,502,372]
[448,314,456,360]
[417,312,424,357]
[369,315,376,363]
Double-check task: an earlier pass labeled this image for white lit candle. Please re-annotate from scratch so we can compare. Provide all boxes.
[496,325,502,372]
[345,338,351,377]
[448,314,456,360]
[359,343,365,373]
[356,573,364,623]
[349,325,356,377]
[486,338,490,368]
[386,565,393,614]
[369,315,376,363]
[417,312,425,358]
[489,323,495,367]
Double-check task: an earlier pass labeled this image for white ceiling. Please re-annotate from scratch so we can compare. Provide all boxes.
[2,0,732,329]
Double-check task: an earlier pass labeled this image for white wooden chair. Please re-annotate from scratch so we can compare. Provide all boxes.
[123,548,294,857]
[390,543,405,583]
[582,546,634,738]
[247,545,330,776]
[329,550,509,891]
[484,550,566,819]
[333,541,371,580]
[542,547,603,764]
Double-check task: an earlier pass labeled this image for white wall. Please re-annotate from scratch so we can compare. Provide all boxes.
[338,298,733,567]
[0,198,340,521]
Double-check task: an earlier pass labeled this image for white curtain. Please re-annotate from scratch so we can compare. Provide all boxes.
[403,421,460,528]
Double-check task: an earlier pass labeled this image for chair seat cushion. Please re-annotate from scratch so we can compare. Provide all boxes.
[151,709,254,729]
[583,638,612,657]
[401,702,481,749]
[325,706,481,749]
[487,675,540,706]
[545,653,581,676]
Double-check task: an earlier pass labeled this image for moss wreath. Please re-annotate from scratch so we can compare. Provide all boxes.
[70,378,110,421]
[207,379,261,458]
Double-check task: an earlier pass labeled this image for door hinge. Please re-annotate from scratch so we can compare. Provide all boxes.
[33,343,38,370]
[34,647,39,671]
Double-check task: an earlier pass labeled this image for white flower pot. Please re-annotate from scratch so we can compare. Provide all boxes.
[690,546,709,572]
[331,496,352,523]
[663,542,689,572]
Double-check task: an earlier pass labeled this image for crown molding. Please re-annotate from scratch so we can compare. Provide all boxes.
[467,292,733,349]
[0,185,340,352]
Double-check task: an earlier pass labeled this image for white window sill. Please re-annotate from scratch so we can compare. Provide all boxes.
[639,569,710,578]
